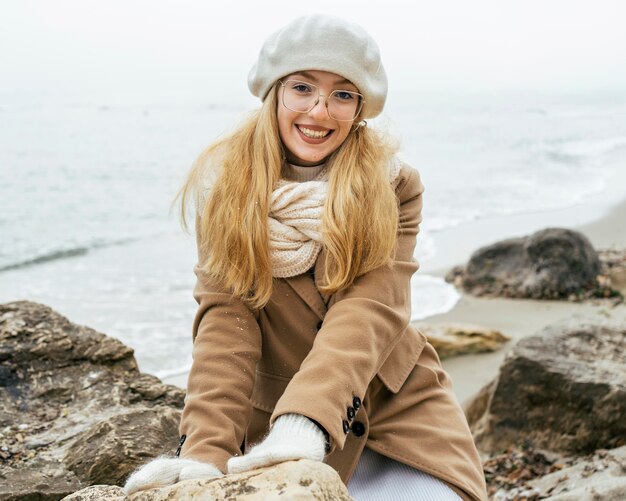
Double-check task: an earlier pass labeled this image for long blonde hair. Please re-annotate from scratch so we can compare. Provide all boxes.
[176,84,399,309]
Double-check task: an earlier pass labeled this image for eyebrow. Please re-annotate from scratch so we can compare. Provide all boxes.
[292,71,353,86]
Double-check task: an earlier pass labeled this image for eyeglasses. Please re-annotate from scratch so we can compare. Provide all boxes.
[278,79,365,121]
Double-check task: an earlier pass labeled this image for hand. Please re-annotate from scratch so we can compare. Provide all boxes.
[227,413,326,474]
[123,456,223,495]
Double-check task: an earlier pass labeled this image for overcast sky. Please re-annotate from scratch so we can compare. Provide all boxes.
[1,0,625,102]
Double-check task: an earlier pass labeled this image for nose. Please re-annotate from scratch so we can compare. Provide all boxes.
[307,96,331,120]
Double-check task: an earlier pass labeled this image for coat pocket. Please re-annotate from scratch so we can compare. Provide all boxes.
[250,370,292,413]
[377,326,427,393]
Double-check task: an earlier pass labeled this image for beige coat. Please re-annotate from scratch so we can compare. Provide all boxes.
[179,166,488,501]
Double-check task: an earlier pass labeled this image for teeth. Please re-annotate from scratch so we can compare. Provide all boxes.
[298,126,330,139]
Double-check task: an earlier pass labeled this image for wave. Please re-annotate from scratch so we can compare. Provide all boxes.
[0,237,137,273]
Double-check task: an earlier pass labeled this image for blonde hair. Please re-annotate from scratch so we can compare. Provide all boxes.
[176,84,399,309]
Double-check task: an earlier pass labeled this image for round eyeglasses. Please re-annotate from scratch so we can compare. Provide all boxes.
[278,80,364,121]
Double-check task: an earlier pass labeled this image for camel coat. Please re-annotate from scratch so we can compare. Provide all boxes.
[179,165,488,501]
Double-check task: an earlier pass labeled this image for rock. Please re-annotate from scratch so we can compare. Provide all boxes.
[446,228,602,299]
[530,446,626,500]
[0,301,185,501]
[414,322,510,359]
[482,446,564,499]
[65,407,181,486]
[468,321,626,455]
[484,446,626,500]
[64,459,354,500]
[62,485,126,501]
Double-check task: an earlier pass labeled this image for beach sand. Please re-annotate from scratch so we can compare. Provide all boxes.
[431,197,626,406]
[163,197,626,408]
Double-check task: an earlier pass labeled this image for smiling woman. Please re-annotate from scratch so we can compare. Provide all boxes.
[277,71,360,166]
[122,14,488,501]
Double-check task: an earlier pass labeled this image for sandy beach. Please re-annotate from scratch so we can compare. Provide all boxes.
[431,196,626,406]
[163,196,626,408]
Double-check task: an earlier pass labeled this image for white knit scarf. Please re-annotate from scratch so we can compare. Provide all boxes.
[270,158,401,277]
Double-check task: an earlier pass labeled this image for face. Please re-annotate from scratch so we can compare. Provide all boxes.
[277,70,359,166]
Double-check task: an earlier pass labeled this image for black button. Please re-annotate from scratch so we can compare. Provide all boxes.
[347,406,355,420]
[352,396,361,410]
[351,421,366,437]
[317,321,323,330]
[342,420,350,434]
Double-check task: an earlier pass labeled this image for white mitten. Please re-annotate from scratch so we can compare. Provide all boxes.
[227,413,326,474]
[123,456,222,495]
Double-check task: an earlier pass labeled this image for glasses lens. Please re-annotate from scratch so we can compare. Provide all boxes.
[282,80,318,113]
[328,90,362,121]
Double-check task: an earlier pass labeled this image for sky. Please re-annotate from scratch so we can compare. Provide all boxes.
[1,0,625,103]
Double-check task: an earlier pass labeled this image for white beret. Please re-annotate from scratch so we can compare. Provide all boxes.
[248,14,387,119]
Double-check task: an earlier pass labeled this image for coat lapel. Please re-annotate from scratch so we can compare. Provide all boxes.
[313,248,331,306]
[284,250,329,321]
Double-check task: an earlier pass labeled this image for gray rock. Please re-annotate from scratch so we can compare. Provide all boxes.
[490,446,626,500]
[469,321,626,454]
[0,301,185,501]
[447,228,601,299]
[533,446,626,500]
[65,407,181,486]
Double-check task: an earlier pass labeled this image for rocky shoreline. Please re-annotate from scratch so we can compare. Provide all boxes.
[2,228,625,500]
[0,300,184,500]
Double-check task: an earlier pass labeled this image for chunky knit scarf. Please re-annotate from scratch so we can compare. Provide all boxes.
[270,159,401,277]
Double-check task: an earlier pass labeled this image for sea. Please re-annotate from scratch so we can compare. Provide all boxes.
[2,89,626,380]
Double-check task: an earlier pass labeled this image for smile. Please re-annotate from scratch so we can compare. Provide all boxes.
[296,125,332,139]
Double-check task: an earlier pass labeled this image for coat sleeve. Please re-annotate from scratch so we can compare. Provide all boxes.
[178,218,262,472]
[270,166,424,453]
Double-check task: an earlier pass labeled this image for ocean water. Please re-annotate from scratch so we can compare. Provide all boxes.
[1,91,625,379]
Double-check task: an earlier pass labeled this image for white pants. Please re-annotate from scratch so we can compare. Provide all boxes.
[347,447,462,501]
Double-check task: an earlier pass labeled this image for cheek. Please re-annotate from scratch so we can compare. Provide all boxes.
[334,124,352,146]
[277,108,294,141]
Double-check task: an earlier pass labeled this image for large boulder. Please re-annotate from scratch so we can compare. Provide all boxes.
[446,228,602,299]
[468,321,626,455]
[64,459,354,500]
[0,301,185,500]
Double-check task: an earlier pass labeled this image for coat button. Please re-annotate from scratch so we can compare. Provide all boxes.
[342,420,350,434]
[352,396,361,410]
[351,421,366,437]
[347,406,355,420]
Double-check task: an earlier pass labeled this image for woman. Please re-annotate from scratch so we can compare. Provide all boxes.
[124,14,488,501]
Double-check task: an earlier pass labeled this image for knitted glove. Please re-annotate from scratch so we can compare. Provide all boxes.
[123,456,222,495]
[227,413,326,474]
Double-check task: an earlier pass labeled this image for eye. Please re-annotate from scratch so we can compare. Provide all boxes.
[290,82,314,94]
[333,91,356,101]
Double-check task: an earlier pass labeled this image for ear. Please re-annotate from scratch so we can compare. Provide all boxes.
[351,120,367,132]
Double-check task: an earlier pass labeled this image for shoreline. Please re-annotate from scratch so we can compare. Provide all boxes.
[163,193,626,401]
[420,192,626,278]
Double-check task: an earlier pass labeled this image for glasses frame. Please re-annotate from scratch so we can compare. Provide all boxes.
[278,79,365,122]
